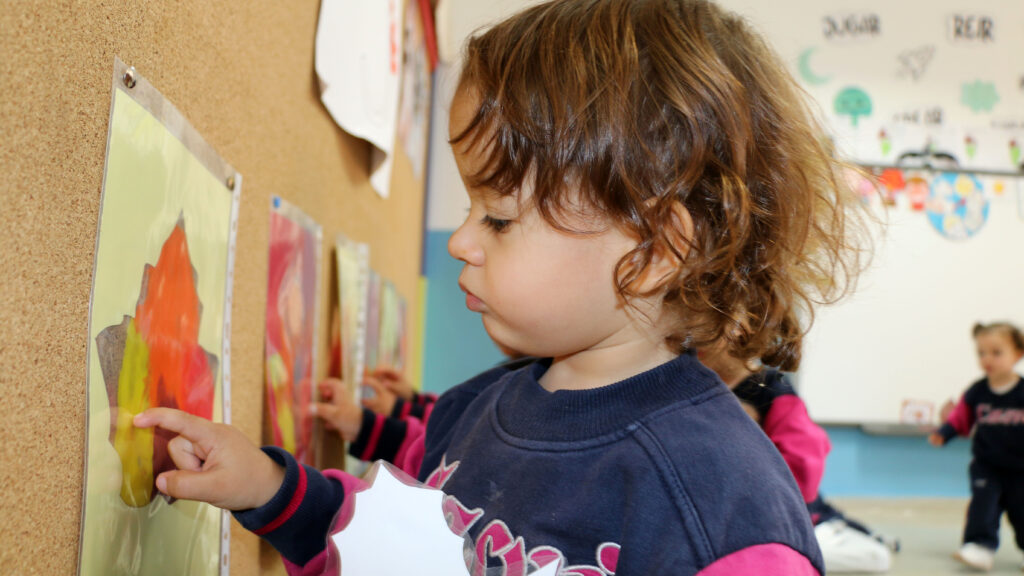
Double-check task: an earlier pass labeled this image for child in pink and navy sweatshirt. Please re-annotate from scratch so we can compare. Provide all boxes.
[930,322,1024,571]
[701,349,895,573]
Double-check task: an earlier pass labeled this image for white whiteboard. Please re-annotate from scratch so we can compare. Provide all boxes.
[798,183,1024,424]
[711,0,1024,423]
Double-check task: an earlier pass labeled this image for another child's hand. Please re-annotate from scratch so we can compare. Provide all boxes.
[313,378,364,442]
[133,408,285,511]
[361,375,398,416]
[370,367,415,402]
[927,432,945,447]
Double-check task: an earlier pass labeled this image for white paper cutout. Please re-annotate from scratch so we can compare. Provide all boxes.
[331,463,469,575]
[330,462,568,575]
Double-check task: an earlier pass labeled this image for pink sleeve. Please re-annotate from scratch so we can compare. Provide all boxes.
[696,544,820,576]
[762,395,830,503]
[946,395,975,436]
[280,418,428,575]
[393,415,427,478]
[281,470,368,576]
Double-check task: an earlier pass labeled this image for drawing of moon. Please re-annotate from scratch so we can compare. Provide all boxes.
[798,47,831,86]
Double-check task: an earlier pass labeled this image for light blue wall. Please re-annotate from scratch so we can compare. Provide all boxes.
[422,230,506,394]
[819,427,970,498]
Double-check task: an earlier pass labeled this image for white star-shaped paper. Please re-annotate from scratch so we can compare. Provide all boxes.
[330,463,561,576]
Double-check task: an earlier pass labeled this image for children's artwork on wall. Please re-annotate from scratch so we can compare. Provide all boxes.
[718,0,1024,173]
[364,270,383,382]
[924,172,989,240]
[80,59,239,576]
[336,235,370,397]
[850,165,1008,236]
[376,279,408,371]
[265,197,322,465]
[95,218,219,508]
[899,399,935,426]
[397,0,432,180]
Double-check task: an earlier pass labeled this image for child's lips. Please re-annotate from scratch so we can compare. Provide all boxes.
[459,283,485,312]
[465,292,485,312]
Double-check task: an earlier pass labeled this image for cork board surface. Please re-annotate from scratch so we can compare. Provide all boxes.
[0,1,428,574]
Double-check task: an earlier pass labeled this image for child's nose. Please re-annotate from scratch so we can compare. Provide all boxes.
[448,222,484,266]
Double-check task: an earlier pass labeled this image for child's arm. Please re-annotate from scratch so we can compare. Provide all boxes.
[390,392,439,422]
[313,379,428,475]
[761,395,830,504]
[347,410,428,475]
[696,544,820,575]
[930,393,975,446]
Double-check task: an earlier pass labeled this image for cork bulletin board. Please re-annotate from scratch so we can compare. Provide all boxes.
[0,1,429,574]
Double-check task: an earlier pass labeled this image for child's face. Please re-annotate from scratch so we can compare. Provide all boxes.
[975,331,1024,379]
[446,88,641,358]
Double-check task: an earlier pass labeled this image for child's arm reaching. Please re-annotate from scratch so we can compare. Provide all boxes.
[133,408,356,574]
[929,393,975,446]
[761,395,830,504]
[313,378,428,475]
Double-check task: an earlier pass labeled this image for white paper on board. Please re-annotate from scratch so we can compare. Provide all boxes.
[315,0,404,198]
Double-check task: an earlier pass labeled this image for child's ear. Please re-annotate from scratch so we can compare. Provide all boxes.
[634,200,694,294]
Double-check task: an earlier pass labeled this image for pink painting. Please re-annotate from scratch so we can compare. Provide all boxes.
[265,197,321,464]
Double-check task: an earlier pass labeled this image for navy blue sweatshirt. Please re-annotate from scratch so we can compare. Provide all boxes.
[938,376,1024,470]
[237,354,823,575]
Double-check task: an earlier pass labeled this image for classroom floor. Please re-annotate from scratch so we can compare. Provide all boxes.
[834,498,1023,575]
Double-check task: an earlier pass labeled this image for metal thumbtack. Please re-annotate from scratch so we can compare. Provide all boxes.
[123,67,137,89]
[226,175,235,190]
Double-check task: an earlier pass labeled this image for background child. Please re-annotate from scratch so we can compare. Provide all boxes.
[700,348,895,573]
[134,0,866,574]
[930,322,1024,571]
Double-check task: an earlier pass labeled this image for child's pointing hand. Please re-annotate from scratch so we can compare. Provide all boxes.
[133,408,285,511]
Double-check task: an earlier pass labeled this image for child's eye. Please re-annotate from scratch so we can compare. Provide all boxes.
[481,215,512,233]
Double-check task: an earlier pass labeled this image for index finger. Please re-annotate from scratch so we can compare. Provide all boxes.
[134,408,215,444]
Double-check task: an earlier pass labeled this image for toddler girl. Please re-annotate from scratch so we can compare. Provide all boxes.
[930,322,1024,571]
[135,1,864,574]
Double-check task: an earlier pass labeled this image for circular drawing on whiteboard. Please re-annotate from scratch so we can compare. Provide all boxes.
[925,172,988,240]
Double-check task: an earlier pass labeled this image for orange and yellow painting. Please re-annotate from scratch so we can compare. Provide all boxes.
[95,218,217,506]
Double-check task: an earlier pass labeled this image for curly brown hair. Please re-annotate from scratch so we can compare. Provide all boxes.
[451,0,867,370]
